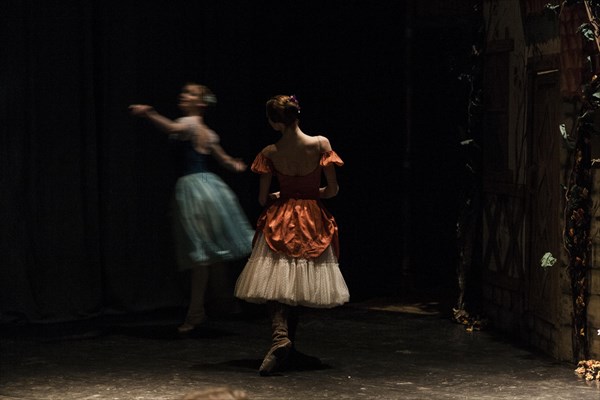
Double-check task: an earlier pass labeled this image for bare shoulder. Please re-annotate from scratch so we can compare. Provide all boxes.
[261,144,277,157]
[316,135,333,152]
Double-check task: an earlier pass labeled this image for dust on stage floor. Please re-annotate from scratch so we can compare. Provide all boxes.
[1,298,598,400]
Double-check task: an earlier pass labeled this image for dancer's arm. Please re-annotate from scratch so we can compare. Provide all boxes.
[128,104,188,134]
[318,136,339,199]
[258,173,273,206]
[211,143,247,173]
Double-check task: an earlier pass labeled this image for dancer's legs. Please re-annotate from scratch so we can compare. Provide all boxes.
[179,265,209,333]
[259,301,292,376]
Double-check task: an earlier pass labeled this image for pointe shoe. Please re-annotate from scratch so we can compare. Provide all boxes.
[258,338,291,376]
[177,322,197,334]
[177,317,206,334]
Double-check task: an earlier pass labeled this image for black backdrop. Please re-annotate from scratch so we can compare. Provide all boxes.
[2,0,473,323]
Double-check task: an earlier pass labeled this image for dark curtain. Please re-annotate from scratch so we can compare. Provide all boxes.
[3,1,107,322]
[3,0,411,323]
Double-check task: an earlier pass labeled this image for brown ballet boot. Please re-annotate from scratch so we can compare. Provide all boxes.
[259,301,292,376]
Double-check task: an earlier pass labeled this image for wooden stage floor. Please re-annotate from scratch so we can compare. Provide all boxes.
[1,297,598,399]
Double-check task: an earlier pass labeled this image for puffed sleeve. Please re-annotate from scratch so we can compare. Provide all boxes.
[250,152,274,174]
[320,150,344,167]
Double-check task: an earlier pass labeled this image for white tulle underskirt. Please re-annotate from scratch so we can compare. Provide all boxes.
[234,234,350,308]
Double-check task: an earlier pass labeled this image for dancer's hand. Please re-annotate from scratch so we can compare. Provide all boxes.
[232,158,247,173]
[128,104,154,117]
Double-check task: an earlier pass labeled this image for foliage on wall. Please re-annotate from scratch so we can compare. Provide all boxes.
[556,0,600,363]
[453,1,487,332]
[563,95,594,362]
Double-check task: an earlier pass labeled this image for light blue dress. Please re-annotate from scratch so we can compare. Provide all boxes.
[170,118,253,270]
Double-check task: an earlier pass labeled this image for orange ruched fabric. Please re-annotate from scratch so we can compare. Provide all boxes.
[251,151,343,259]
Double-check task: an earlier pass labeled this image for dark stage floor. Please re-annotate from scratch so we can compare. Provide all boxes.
[1,295,599,400]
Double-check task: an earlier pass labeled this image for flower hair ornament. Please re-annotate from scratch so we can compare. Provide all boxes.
[202,93,217,106]
[289,94,301,112]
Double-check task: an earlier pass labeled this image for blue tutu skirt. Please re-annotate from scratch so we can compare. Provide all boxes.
[172,172,254,269]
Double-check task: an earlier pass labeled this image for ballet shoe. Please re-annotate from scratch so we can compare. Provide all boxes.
[177,317,206,334]
[177,322,197,334]
[258,338,291,376]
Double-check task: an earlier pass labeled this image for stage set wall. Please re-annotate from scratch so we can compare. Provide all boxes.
[478,0,600,363]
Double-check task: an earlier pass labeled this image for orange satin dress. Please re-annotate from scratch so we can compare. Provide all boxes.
[251,150,343,260]
[234,150,349,308]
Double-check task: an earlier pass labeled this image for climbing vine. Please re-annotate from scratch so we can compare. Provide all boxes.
[563,97,594,362]
[453,1,486,332]
[559,0,600,363]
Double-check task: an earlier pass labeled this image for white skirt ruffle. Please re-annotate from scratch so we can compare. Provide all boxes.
[234,233,350,308]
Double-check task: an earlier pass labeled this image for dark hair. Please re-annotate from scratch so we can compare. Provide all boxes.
[266,95,300,126]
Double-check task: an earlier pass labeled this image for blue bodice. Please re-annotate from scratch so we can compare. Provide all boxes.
[171,139,211,176]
